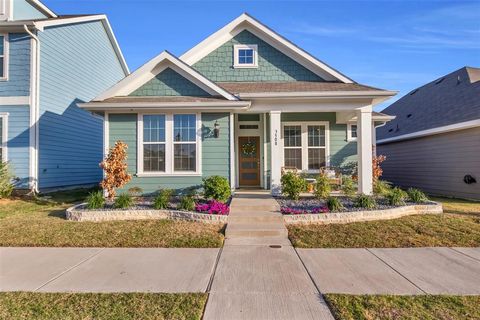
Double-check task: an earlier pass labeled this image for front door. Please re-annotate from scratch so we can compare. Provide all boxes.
[238,136,260,187]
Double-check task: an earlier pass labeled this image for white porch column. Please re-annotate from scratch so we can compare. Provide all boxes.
[270,111,282,195]
[357,107,373,195]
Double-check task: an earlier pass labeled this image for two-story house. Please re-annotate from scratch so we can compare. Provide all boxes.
[0,0,128,192]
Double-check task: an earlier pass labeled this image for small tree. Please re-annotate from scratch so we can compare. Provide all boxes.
[372,155,386,184]
[0,161,14,199]
[100,141,132,200]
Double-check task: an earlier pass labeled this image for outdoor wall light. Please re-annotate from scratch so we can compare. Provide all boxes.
[213,121,220,138]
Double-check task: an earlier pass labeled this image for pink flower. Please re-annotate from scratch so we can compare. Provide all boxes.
[195,200,230,215]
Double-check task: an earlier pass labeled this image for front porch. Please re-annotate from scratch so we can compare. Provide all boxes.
[232,109,389,195]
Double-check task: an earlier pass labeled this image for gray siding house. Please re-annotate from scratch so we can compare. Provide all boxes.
[377,67,480,200]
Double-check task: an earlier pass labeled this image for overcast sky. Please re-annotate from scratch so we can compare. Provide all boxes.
[44,0,480,110]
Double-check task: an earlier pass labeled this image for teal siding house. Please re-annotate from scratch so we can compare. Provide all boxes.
[0,0,129,191]
[81,13,396,195]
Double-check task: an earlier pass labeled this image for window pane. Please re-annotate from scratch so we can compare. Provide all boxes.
[174,114,196,142]
[284,148,302,169]
[284,126,302,147]
[0,36,4,55]
[143,115,165,142]
[174,144,196,171]
[144,144,165,172]
[238,48,254,64]
[351,125,358,138]
[308,126,325,147]
[308,148,326,170]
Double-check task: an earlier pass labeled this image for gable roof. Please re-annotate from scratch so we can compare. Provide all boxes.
[180,13,353,83]
[93,51,238,101]
[377,67,480,142]
[1,14,129,75]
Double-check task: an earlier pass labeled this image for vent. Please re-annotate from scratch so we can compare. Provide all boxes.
[388,128,393,132]
[435,77,445,85]
[410,89,419,95]
[407,114,412,118]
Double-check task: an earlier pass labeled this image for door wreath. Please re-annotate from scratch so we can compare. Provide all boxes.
[241,141,256,155]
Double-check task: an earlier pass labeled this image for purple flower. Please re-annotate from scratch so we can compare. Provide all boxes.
[195,200,230,215]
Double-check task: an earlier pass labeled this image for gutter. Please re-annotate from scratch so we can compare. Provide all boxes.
[78,101,252,111]
[23,24,40,194]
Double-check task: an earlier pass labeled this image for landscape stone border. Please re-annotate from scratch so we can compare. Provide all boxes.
[66,203,228,223]
[284,203,443,225]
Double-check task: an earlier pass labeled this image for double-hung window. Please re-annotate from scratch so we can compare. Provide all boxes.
[0,34,8,79]
[282,122,329,171]
[173,114,196,172]
[139,113,199,175]
[143,115,166,172]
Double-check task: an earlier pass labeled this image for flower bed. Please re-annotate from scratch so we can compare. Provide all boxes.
[66,198,230,223]
[276,197,443,224]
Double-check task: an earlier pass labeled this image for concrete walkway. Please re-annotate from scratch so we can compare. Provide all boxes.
[203,191,334,320]
[1,191,480,319]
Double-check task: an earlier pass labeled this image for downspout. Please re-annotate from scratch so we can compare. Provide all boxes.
[24,24,40,194]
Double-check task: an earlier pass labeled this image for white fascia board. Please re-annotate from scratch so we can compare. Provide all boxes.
[377,119,480,145]
[238,90,397,99]
[180,13,353,83]
[33,15,129,75]
[93,51,237,101]
[27,0,57,18]
[0,96,30,105]
[78,101,251,111]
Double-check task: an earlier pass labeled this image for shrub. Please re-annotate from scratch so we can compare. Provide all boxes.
[372,155,387,183]
[341,176,356,198]
[386,187,408,206]
[355,194,377,209]
[114,193,134,209]
[315,173,331,200]
[203,175,231,202]
[100,141,132,200]
[153,189,173,210]
[0,161,14,199]
[86,190,105,209]
[374,180,392,196]
[178,195,195,211]
[408,188,428,203]
[195,200,229,215]
[281,171,305,200]
[326,197,344,212]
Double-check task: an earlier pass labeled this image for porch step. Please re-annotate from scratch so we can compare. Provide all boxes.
[229,206,279,213]
[226,229,288,238]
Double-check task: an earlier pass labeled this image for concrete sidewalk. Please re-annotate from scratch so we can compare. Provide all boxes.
[0,247,219,293]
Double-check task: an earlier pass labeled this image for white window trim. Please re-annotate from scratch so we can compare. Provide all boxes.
[0,113,8,162]
[233,44,258,68]
[137,112,202,177]
[347,123,357,141]
[0,33,9,81]
[281,121,330,173]
[0,0,12,21]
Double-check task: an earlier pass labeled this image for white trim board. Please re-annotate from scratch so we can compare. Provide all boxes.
[0,112,8,162]
[93,51,237,102]
[0,33,9,80]
[0,96,29,105]
[180,13,353,83]
[377,119,480,144]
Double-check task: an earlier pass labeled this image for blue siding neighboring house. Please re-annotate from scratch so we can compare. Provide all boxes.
[0,0,129,191]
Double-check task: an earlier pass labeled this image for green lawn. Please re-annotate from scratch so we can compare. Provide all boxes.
[288,197,480,248]
[0,189,224,248]
[0,292,207,320]
[325,294,480,320]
